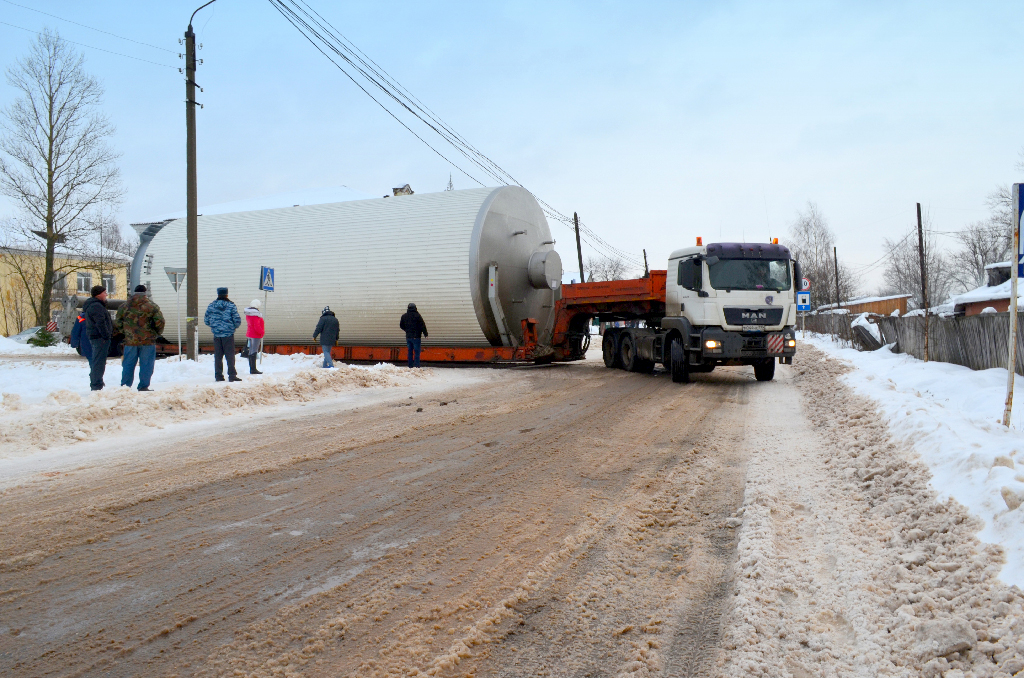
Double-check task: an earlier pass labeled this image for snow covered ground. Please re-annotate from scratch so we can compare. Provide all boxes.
[0,339,481,463]
[804,333,1024,588]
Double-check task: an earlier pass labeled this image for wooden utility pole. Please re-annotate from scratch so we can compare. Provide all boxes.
[916,202,929,362]
[185,1,216,360]
[574,212,585,284]
[642,249,649,278]
[184,23,199,360]
[1004,184,1021,427]
[833,246,841,311]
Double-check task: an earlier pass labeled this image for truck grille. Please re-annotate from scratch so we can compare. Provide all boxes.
[723,307,785,325]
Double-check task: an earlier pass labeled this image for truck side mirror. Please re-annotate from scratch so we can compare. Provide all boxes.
[793,260,802,290]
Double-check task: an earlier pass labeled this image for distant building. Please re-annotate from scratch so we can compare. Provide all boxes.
[952,262,1017,316]
[0,245,131,336]
[815,294,912,316]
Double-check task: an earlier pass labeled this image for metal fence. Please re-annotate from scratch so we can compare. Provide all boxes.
[803,310,1024,375]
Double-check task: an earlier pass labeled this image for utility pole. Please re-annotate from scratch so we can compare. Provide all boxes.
[642,249,649,278]
[916,202,929,362]
[833,246,841,312]
[1004,184,1021,427]
[185,0,216,360]
[574,212,585,284]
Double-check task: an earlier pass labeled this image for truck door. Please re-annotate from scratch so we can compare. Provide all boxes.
[676,256,704,322]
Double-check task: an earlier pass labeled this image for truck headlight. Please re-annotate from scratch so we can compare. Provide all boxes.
[705,339,721,349]
[787,339,796,347]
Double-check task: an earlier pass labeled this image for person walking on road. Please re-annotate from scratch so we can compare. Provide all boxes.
[244,299,264,375]
[312,306,339,368]
[204,287,242,382]
[82,285,112,390]
[400,302,428,368]
[114,285,165,391]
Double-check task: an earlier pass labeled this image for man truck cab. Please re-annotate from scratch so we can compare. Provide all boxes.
[603,241,799,382]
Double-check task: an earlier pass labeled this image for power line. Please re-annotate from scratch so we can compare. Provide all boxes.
[0,21,176,69]
[268,0,645,268]
[1,0,177,54]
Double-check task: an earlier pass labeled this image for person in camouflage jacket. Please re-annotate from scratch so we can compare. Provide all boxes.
[114,285,166,391]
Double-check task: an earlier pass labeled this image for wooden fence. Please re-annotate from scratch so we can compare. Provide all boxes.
[801,310,1024,375]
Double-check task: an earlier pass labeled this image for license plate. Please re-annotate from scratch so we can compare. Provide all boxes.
[748,325,766,332]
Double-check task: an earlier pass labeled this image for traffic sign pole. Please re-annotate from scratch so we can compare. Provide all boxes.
[259,266,275,365]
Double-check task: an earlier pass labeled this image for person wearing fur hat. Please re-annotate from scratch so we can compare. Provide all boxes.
[204,287,242,382]
[312,306,339,368]
[244,299,265,375]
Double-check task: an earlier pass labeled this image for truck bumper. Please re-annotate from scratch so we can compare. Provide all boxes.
[698,326,797,363]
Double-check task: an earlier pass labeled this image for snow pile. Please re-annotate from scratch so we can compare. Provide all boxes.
[804,334,1024,587]
[0,336,78,356]
[0,354,425,455]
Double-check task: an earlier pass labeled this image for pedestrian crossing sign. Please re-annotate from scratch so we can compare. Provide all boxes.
[259,266,274,292]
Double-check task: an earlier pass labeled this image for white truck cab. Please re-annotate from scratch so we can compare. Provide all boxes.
[603,241,799,383]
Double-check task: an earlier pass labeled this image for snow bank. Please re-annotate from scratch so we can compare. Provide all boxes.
[0,353,428,456]
[0,336,78,356]
[804,334,1024,587]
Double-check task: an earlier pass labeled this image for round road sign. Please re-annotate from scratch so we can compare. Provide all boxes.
[800,277,811,291]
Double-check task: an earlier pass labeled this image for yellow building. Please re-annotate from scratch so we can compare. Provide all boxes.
[0,245,131,336]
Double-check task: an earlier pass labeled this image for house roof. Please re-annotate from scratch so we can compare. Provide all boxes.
[952,277,1020,307]
[815,294,911,311]
[0,243,132,265]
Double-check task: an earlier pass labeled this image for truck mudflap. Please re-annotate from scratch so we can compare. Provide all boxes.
[698,326,796,363]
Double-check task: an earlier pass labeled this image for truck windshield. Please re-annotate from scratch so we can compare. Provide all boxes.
[707,259,791,292]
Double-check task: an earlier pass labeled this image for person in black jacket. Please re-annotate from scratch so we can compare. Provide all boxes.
[312,306,340,368]
[81,285,113,390]
[399,302,428,368]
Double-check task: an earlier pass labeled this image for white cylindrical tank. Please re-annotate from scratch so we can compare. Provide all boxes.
[137,186,562,347]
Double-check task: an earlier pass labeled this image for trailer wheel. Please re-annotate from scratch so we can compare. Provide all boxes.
[669,337,690,383]
[754,359,776,382]
[602,332,621,369]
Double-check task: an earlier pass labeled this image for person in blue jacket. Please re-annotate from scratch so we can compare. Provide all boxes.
[204,287,242,382]
[69,312,92,360]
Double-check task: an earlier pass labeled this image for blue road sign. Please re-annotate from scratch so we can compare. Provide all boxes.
[259,266,275,292]
[797,291,811,312]
[1016,184,1024,278]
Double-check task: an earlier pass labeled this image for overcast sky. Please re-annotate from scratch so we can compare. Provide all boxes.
[1,1,1022,291]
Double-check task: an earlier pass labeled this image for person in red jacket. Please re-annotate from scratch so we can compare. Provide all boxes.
[244,299,265,375]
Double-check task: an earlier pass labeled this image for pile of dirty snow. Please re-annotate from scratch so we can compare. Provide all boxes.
[804,334,1024,588]
[0,353,426,455]
[0,335,78,356]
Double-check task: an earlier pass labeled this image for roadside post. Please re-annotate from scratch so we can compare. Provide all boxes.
[798,277,811,338]
[259,266,274,364]
[164,267,187,358]
[1003,184,1023,427]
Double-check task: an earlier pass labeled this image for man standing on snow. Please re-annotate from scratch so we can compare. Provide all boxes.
[114,284,165,391]
[400,302,428,368]
[244,299,264,375]
[82,285,113,390]
[204,287,242,382]
[312,306,339,368]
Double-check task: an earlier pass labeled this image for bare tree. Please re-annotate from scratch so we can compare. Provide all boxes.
[948,220,1011,291]
[784,202,860,309]
[881,216,953,309]
[585,255,631,282]
[0,29,122,325]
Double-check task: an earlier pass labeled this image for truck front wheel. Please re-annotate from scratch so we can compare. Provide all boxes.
[602,332,621,369]
[753,359,776,382]
[669,337,690,383]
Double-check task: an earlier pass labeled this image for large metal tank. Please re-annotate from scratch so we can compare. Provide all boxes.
[133,186,562,347]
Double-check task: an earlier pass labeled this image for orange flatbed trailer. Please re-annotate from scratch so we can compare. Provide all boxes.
[155,273,668,365]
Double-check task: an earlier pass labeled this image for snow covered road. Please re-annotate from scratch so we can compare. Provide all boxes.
[1,346,1023,677]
